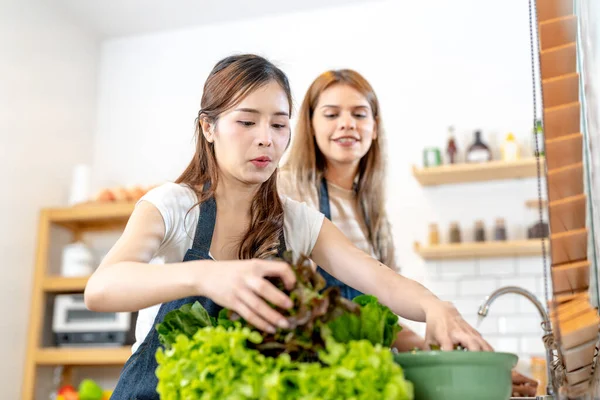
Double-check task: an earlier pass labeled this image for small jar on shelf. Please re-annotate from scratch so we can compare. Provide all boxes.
[428,223,440,246]
[449,222,462,244]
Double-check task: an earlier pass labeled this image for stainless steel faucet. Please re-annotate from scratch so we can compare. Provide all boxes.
[478,286,556,398]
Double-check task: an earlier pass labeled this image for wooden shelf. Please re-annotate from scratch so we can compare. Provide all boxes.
[414,239,548,260]
[35,347,131,366]
[412,158,545,186]
[45,202,135,231]
[42,276,89,293]
[526,199,549,209]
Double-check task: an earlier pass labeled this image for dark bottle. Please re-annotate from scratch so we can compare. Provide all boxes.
[528,221,550,239]
[474,220,486,242]
[494,218,507,241]
[466,130,492,163]
[449,222,462,244]
[446,126,458,164]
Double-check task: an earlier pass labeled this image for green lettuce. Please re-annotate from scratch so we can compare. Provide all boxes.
[155,301,214,347]
[327,294,402,347]
[156,325,413,400]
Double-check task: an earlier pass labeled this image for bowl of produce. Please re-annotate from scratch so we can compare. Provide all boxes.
[154,252,415,399]
[393,349,517,400]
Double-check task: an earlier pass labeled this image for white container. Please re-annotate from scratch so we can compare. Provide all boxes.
[61,242,95,277]
[501,133,520,162]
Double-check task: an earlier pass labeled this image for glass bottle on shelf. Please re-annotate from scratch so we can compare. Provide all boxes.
[466,130,492,163]
[474,220,486,242]
[449,222,462,244]
[526,201,550,239]
[501,132,520,162]
[428,223,440,246]
[494,218,507,241]
[446,126,458,164]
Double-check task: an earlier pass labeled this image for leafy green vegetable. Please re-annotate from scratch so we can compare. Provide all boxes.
[156,301,214,347]
[156,325,414,400]
[157,252,360,360]
[328,294,402,347]
[154,252,414,399]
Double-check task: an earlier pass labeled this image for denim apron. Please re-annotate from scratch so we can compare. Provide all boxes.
[316,177,364,301]
[111,193,287,399]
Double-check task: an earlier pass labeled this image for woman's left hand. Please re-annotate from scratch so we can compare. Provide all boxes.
[511,371,539,397]
[424,300,493,351]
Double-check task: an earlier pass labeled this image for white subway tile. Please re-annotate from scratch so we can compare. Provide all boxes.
[478,258,517,276]
[520,336,546,356]
[516,256,546,275]
[458,278,498,296]
[426,280,457,298]
[450,298,487,316]
[499,277,538,293]
[536,277,552,298]
[437,259,477,278]
[479,295,519,315]
[519,296,550,315]
[423,260,438,273]
[485,336,520,354]
[465,315,499,335]
[498,316,546,334]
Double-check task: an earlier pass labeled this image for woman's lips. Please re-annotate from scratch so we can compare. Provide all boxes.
[332,137,359,147]
[251,156,271,168]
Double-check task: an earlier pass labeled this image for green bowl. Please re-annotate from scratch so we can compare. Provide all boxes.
[393,351,518,400]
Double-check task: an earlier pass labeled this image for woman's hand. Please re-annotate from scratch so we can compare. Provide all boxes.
[424,300,493,351]
[511,371,539,397]
[197,259,296,333]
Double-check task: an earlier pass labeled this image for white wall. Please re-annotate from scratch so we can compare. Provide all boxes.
[93,0,550,361]
[0,1,99,397]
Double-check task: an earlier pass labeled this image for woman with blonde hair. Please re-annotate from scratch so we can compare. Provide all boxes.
[280,69,537,396]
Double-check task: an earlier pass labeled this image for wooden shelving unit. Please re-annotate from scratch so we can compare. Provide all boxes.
[414,239,548,260]
[42,276,90,293]
[47,201,135,231]
[35,347,132,366]
[22,202,136,399]
[525,199,549,209]
[412,158,545,186]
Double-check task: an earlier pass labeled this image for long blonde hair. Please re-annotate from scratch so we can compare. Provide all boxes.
[176,54,292,259]
[284,69,396,269]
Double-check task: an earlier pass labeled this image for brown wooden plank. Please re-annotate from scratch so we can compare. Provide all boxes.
[544,102,580,140]
[541,43,577,80]
[537,0,574,23]
[540,15,577,50]
[545,133,583,170]
[543,73,580,109]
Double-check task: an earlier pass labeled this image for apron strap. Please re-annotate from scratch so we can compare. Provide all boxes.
[319,176,332,220]
[191,182,216,254]
[319,176,372,246]
[190,181,287,257]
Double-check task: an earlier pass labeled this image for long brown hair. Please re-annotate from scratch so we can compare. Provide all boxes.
[283,69,396,269]
[176,54,292,259]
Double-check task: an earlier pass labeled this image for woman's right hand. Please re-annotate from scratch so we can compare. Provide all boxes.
[197,259,296,333]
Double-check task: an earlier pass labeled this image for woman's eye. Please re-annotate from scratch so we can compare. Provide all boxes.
[354,114,367,119]
[324,114,338,119]
[238,121,255,127]
[272,124,287,129]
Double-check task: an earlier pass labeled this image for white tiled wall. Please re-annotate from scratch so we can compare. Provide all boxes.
[423,256,550,358]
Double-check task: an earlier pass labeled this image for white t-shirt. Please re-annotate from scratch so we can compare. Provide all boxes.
[131,182,324,353]
[278,170,377,260]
